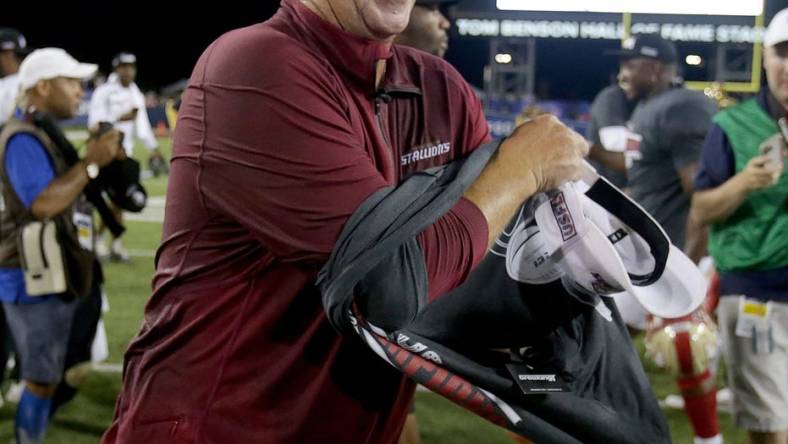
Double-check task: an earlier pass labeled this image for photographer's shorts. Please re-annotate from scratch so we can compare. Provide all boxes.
[2,297,78,384]
[717,296,788,432]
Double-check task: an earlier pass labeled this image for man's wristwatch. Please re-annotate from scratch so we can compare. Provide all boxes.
[85,161,100,180]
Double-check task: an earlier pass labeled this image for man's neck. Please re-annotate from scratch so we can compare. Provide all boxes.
[375,60,387,90]
[302,0,341,29]
[765,88,788,119]
[647,82,670,99]
[301,0,389,90]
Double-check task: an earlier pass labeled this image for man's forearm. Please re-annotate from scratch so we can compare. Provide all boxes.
[588,144,626,172]
[31,162,90,220]
[684,217,708,263]
[689,176,748,227]
[463,143,539,248]
[677,162,699,196]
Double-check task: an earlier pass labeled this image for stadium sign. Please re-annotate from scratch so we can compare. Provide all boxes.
[495,0,762,17]
[456,18,763,44]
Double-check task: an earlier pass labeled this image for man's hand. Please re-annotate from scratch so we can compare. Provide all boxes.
[691,151,785,229]
[118,108,138,121]
[31,129,121,220]
[464,114,589,247]
[501,114,589,194]
[733,154,783,193]
[85,130,121,167]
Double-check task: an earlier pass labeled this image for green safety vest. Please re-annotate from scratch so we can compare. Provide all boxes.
[709,98,788,272]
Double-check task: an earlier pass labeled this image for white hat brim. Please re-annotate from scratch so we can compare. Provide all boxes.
[63,62,98,80]
[622,245,706,318]
[578,163,705,318]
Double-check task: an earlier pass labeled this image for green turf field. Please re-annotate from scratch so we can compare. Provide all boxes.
[0,137,748,443]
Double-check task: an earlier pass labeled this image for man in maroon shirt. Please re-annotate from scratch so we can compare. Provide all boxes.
[103,1,587,443]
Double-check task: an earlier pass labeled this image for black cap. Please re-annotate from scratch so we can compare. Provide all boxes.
[608,34,677,65]
[112,52,137,68]
[0,28,30,56]
[98,158,148,213]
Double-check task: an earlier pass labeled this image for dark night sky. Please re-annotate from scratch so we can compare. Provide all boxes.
[6,2,282,90]
[6,0,787,99]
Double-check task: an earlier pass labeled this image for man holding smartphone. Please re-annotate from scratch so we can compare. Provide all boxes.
[689,8,788,444]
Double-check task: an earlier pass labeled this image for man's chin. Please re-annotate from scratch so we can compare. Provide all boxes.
[776,86,788,109]
[621,88,637,100]
[361,6,412,40]
[62,107,79,120]
[368,23,408,41]
[438,41,448,56]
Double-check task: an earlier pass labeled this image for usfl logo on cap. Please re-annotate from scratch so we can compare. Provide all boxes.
[549,192,577,241]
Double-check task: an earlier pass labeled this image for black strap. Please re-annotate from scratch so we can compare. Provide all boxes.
[584,176,669,285]
[38,221,48,268]
[16,226,28,271]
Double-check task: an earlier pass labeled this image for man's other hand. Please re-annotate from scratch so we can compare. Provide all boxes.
[735,154,784,192]
[86,129,121,167]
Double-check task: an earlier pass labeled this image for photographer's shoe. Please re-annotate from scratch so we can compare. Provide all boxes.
[96,240,110,261]
[110,239,130,263]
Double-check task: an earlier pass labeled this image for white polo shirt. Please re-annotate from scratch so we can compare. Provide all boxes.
[0,74,20,126]
[88,75,157,155]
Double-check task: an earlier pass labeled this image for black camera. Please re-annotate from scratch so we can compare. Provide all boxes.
[91,122,148,213]
[95,121,125,150]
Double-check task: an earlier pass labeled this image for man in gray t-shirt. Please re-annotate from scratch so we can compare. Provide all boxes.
[627,87,715,248]
[607,34,716,249]
[605,34,721,444]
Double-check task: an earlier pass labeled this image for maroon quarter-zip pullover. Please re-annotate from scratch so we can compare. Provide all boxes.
[104,1,491,442]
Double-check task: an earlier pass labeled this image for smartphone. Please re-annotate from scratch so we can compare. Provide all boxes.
[779,117,788,143]
[760,141,783,168]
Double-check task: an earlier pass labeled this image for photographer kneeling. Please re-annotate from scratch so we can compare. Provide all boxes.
[0,48,119,444]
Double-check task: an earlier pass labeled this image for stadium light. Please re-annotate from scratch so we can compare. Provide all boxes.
[495,53,513,64]
[496,0,762,16]
[685,55,703,66]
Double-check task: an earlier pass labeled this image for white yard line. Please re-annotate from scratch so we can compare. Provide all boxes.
[125,213,165,223]
[127,249,156,258]
[92,362,123,373]
[124,197,165,222]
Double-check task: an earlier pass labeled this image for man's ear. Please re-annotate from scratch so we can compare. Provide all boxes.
[32,79,52,99]
[648,60,665,81]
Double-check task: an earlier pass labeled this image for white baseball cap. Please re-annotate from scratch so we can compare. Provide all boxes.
[508,163,705,319]
[112,52,137,68]
[18,47,97,92]
[765,8,788,48]
[578,178,706,319]
[505,204,564,285]
[534,184,633,293]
